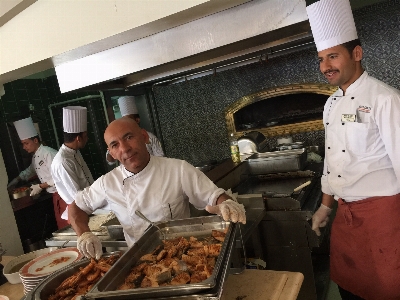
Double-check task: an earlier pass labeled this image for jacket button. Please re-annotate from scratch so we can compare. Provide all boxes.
[342,150,345,152]
[351,97,354,99]
[328,147,331,149]
[326,122,329,125]
[342,123,345,125]
[338,175,341,177]
[327,171,330,174]
[333,98,336,100]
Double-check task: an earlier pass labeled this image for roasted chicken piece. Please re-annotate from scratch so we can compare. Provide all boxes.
[143,264,172,284]
[212,229,226,242]
[181,254,206,266]
[190,272,208,283]
[170,272,191,285]
[205,244,222,257]
[141,276,159,288]
[139,253,157,263]
[186,246,208,257]
[189,236,205,248]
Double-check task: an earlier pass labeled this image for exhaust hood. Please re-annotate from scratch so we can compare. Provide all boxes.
[52,0,311,92]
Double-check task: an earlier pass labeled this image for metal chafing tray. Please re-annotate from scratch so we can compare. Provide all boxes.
[52,225,108,237]
[31,252,121,300]
[85,215,236,300]
[246,149,307,174]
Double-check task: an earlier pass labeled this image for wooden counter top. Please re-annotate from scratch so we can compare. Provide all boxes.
[221,269,303,300]
[1,257,303,300]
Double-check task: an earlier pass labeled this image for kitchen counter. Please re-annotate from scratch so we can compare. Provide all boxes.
[0,256,303,300]
[11,192,52,212]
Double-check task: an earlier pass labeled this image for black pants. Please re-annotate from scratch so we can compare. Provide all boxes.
[338,285,365,300]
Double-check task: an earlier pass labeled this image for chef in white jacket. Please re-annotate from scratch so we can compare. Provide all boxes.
[69,117,245,259]
[6,117,68,229]
[307,0,400,298]
[51,106,94,222]
[106,96,164,164]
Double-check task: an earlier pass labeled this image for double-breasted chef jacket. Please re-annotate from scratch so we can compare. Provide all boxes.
[322,71,400,201]
[51,144,94,220]
[19,145,57,193]
[75,156,226,247]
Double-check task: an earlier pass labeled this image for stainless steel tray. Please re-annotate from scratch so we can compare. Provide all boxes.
[31,252,121,300]
[246,149,307,174]
[86,215,235,299]
[52,225,108,237]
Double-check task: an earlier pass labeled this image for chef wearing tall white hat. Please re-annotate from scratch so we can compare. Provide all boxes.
[6,117,67,228]
[307,0,400,298]
[106,96,164,165]
[51,106,94,224]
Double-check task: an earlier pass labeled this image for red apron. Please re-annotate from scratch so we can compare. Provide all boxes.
[52,192,69,229]
[330,195,400,300]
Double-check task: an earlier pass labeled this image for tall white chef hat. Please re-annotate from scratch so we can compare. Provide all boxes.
[118,96,138,117]
[63,106,87,133]
[306,0,358,52]
[14,117,38,140]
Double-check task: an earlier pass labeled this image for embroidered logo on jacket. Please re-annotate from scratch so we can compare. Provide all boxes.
[358,105,371,113]
[39,160,44,166]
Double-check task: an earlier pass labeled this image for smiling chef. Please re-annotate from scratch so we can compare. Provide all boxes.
[7,117,69,229]
[69,117,246,260]
[306,0,400,299]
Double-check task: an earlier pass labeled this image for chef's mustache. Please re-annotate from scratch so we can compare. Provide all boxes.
[324,69,339,75]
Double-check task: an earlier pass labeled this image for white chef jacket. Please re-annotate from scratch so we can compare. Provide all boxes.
[322,71,400,201]
[147,131,164,157]
[19,145,57,193]
[51,144,94,219]
[75,156,226,247]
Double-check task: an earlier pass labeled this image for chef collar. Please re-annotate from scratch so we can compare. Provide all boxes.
[337,71,368,96]
[61,143,79,153]
[122,155,153,184]
[32,144,43,157]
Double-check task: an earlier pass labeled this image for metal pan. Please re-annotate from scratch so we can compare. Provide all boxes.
[86,215,236,299]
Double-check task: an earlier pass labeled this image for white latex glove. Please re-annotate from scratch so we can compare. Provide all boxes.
[312,204,332,236]
[7,177,20,189]
[205,199,246,224]
[77,232,103,260]
[30,184,42,196]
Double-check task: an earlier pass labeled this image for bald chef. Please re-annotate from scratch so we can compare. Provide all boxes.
[106,96,164,165]
[51,106,94,222]
[7,117,68,229]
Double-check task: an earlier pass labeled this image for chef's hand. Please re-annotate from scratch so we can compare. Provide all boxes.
[205,199,246,224]
[312,204,332,236]
[77,232,103,260]
[30,184,42,196]
[7,177,20,189]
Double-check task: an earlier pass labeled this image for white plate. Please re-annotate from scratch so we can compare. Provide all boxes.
[19,248,82,278]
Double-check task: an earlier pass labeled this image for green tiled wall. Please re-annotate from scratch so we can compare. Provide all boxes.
[0,77,109,180]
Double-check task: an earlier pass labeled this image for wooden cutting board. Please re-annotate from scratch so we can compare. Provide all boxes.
[221,269,289,300]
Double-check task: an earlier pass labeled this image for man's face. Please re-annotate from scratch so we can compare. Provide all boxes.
[21,138,39,154]
[318,44,362,92]
[105,118,150,173]
[78,131,89,148]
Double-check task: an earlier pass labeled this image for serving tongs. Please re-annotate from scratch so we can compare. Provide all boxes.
[264,180,312,198]
[135,210,166,240]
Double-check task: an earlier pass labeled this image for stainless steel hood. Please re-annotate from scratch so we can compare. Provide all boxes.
[55,0,312,92]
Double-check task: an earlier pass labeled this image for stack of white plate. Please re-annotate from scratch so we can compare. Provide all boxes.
[19,247,82,295]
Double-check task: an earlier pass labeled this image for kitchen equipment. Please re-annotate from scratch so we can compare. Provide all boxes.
[246,149,307,174]
[306,145,324,156]
[238,131,268,154]
[135,210,166,240]
[10,186,31,199]
[86,215,235,299]
[2,248,52,284]
[101,218,124,240]
[264,180,311,198]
